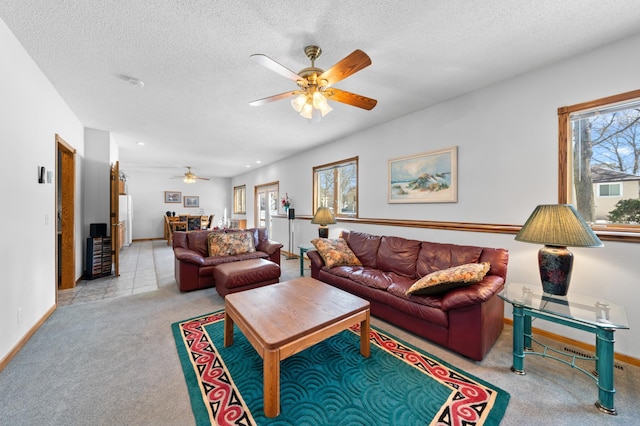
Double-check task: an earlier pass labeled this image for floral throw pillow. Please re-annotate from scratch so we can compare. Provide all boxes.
[311,238,362,269]
[406,262,491,296]
[208,231,255,257]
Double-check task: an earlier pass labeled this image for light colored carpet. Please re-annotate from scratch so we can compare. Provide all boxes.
[0,240,638,425]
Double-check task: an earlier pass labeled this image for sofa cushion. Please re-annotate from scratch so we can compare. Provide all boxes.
[406,262,491,296]
[416,242,483,277]
[376,236,422,278]
[345,231,382,268]
[387,280,443,309]
[311,238,362,268]
[208,231,255,257]
[186,230,213,257]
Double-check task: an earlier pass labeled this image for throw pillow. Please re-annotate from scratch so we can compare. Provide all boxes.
[406,262,491,296]
[311,238,362,269]
[208,231,255,257]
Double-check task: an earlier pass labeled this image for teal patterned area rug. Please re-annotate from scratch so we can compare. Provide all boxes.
[172,310,509,426]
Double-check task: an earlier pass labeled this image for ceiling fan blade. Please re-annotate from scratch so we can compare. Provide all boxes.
[251,54,301,82]
[326,88,377,110]
[319,50,372,87]
[249,90,302,106]
[195,176,210,180]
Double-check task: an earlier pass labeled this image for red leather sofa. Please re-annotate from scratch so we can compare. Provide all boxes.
[173,228,283,292]
[308,231,508,361]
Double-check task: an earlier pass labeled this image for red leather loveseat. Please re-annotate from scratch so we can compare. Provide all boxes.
[308,230,508,361]
[173,228,283,292]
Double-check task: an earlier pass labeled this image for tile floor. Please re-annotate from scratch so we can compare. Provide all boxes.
[57,241,158,306]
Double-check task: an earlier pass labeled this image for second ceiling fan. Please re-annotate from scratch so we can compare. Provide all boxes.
[249,45,377,121]
[172,166,210,184]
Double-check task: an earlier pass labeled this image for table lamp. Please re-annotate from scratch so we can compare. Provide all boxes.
[515,204,603,296]
[311,207,336,238]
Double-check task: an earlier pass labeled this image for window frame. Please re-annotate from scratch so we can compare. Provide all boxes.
[558,88,640,241]
[312,156,359,218]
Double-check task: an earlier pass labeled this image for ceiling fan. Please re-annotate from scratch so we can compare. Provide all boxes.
[171,166,210,183]
[249,45,377,121]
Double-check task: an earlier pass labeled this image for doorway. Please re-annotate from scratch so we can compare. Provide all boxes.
[56,134,76,291]
[254,182,279,238]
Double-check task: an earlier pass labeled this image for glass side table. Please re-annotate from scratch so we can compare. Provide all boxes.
[499,283,629,415]
[298,246,313,276]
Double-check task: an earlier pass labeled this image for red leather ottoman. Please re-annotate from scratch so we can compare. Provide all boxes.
[213,258,281,298]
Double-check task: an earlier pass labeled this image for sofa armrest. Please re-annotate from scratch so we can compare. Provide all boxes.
[307,250,325,279]
[441,275,505,311]
[256,239,283,255]
[173,247,205,266]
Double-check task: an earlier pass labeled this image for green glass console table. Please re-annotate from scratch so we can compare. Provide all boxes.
[499,283,629,415]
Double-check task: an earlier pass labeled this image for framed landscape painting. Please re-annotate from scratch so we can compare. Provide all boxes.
[184,196,199,208]
[165,191,181,203]
[388,146,457,203]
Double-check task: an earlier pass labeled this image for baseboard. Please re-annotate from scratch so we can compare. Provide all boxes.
[503,318,639,367]
[0,304,57,372]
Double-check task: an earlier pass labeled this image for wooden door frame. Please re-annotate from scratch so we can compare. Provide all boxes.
[56,134,76,291]
[110,162,120,276]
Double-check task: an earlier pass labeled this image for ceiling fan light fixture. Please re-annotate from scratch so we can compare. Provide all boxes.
[313,92,333,116]
[291,94,307,112]
[300,102,314,119]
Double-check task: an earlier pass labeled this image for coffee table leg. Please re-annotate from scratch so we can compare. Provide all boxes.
[223,312,234,347]
[360,310,371,357]
[263,349,280,417]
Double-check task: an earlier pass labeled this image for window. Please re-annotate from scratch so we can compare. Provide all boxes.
[313,157,358,218]
[559,89,640,235]
[598,183,621,197]
[233,185,246,214]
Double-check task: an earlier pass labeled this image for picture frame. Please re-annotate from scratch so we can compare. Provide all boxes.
[183,196,200,208]
[388,146,458,203]
[164,191,182,203]
[233,185,246,214]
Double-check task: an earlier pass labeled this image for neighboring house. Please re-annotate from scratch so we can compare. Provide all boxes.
[592,166,640,221]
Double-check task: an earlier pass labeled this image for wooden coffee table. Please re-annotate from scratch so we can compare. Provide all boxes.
[224,276,371,418]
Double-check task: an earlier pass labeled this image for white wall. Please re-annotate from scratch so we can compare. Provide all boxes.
[232,33,640,358]
[83,128,111,237]
[124,168,230,240]
[0,18,84,361]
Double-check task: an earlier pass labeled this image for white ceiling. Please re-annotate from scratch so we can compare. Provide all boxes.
[2,1,640,179]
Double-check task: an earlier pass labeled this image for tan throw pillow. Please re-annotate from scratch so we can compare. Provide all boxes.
[208,231,255,257]
[406,262,491,296]
[311,238,362,269]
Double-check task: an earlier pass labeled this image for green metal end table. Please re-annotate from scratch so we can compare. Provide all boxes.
[499,283,629,415]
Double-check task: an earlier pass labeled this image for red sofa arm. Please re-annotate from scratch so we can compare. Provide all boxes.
[441,275,505,311]
[307,250,325,279]
[173,248,205,266]
[256,239,283,255]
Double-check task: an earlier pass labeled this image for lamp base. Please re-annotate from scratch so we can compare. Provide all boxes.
[538,245,573,296]
[318,226,329,238]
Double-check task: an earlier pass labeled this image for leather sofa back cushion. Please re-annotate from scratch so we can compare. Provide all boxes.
[187,231,213,257]
[376,236,422,278]
[208,231,256,257]
[416,242,483,277]
[344,231,382,268]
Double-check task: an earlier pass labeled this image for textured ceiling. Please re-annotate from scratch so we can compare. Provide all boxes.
[2,1,640,178]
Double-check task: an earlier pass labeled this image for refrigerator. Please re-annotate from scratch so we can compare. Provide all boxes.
[119,195,133,246]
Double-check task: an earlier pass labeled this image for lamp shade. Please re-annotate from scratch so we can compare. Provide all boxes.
[311,207,336,226]
[515,204,603,248]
